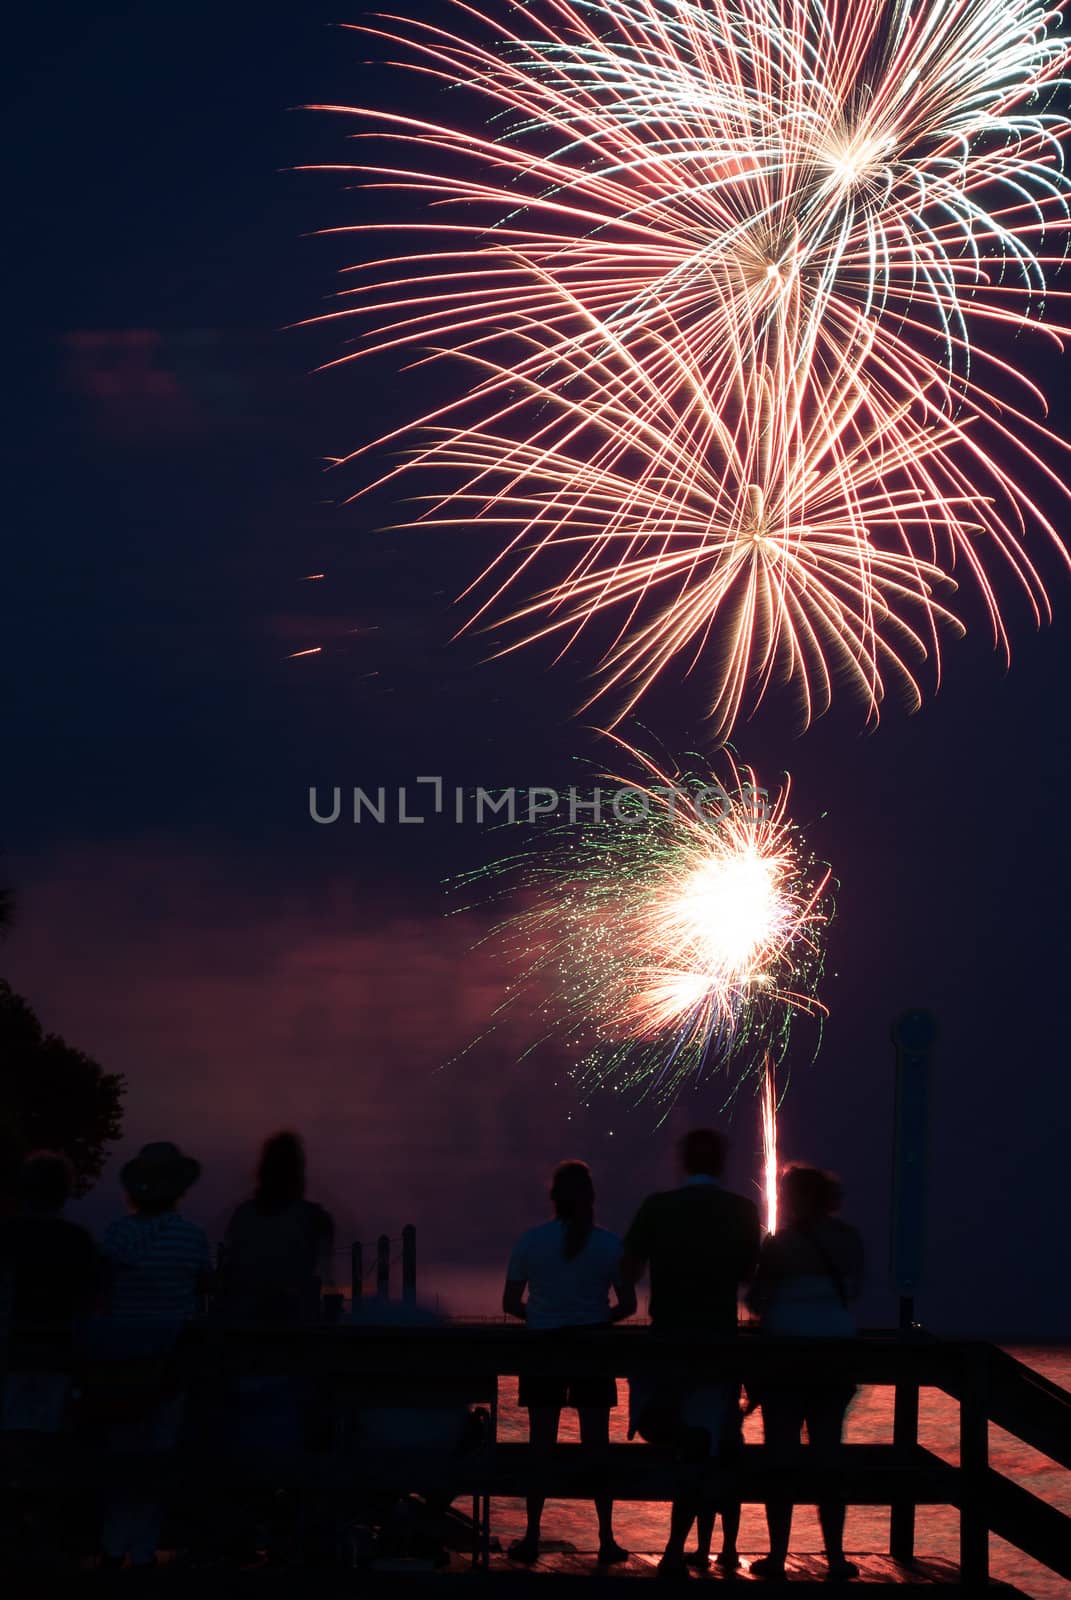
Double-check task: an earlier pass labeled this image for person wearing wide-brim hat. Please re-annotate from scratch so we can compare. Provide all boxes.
[119,1142,201,1212]
[97,1140,212,1569]
[102,1140,210,1323]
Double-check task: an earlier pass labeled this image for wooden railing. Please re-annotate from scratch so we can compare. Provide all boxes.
[3,1323,1068,1587]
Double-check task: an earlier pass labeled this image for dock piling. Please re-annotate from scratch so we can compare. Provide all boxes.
[402,1223,416,1304]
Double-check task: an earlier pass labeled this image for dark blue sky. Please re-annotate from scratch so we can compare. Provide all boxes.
[3,2,1070,1332]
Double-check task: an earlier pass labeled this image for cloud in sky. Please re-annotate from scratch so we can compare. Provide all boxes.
[1,840,648,1287]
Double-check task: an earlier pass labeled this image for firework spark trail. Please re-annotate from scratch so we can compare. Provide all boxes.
[396,326,971,732]
[450,739,831,1109]
[316,0,1071,383]
[761,1054,779,1233]
[313,0,1071,423]
[306,0,1071,731]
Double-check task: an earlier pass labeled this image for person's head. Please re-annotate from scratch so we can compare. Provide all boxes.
[120,1141,201,1215]
[255,1131,306,1213]
[679,1127,727,1180]
[780,1164,842,1228]
[18,1150,74,1215]
[549,1159,595,1260]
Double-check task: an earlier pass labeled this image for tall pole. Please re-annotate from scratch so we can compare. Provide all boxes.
[890,1008,936,1323]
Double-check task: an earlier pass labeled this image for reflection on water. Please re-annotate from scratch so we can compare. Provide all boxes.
[421,1267,1068,1599]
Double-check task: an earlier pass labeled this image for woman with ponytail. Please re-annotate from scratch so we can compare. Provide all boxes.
[503,1160,635,1566]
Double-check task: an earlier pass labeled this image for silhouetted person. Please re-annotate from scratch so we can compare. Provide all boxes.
[747,1164,864,1583]
[0,1151,97,1332]
[503,1160,636,1566]
[101,1142,211,1323]
[622,1128,760,1576]
[96,1141,210,1570]
[216,1132,336,1562]
[220,1131,335,1324]
[0,1151,97,1430]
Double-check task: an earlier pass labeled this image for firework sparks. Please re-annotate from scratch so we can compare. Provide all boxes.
[400,324,971,732]
[308,0,1071,732]
[761,1055,779,1233]
[451,739,830,1109]
[316,0,1071,392]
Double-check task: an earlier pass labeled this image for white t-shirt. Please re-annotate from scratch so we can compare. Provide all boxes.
[506,1221,623,1331]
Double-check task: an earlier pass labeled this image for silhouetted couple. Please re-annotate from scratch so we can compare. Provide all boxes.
[501,1130,754,1570]
[502,1129,863,1580]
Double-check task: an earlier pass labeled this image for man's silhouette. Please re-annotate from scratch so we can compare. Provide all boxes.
[622,1128,760,1575]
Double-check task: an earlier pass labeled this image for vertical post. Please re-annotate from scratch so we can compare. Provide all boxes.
[890,1343,919,1563]
[376,1233,390,1299]
[402,1224,417,1304]
[959,1344,989,1587]
[889,1011,934,1565]
[351,1241,363,1305]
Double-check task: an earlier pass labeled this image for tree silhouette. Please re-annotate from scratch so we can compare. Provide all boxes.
[0,980,125,1197]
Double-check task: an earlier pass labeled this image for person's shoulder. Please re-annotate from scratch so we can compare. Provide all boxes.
[720,1187,760,1223]
[825,1217,864,1254]
[510,1221,550,1254]
[302,1200,334,1235]
[634,1188,688,1227]
[57,1217,96,1251]
[172,1215,209,1246]
[591,1225,623,1253]
[526,1219,560,1244]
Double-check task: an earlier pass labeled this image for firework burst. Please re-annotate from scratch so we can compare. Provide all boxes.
[308,0,1071,732]
[451,739,831,1109]
[399,322,974,732]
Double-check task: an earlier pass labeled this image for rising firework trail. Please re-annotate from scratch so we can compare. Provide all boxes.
[449,738,831,1109]
[761,1055,779,1233]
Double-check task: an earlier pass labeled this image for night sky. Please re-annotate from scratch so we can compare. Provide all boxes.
[3,2,1069,1333]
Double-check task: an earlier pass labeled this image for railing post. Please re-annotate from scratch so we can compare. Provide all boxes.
[890,1331,919,1563]
[888,1011,934,1568]
[351,1241,363,1305]
[960,1343,989,1587]
[402,1224,417,1304]
[376,1233,391,1299]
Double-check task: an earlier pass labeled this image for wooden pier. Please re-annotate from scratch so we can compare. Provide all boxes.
[3,1323,1068,1591]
